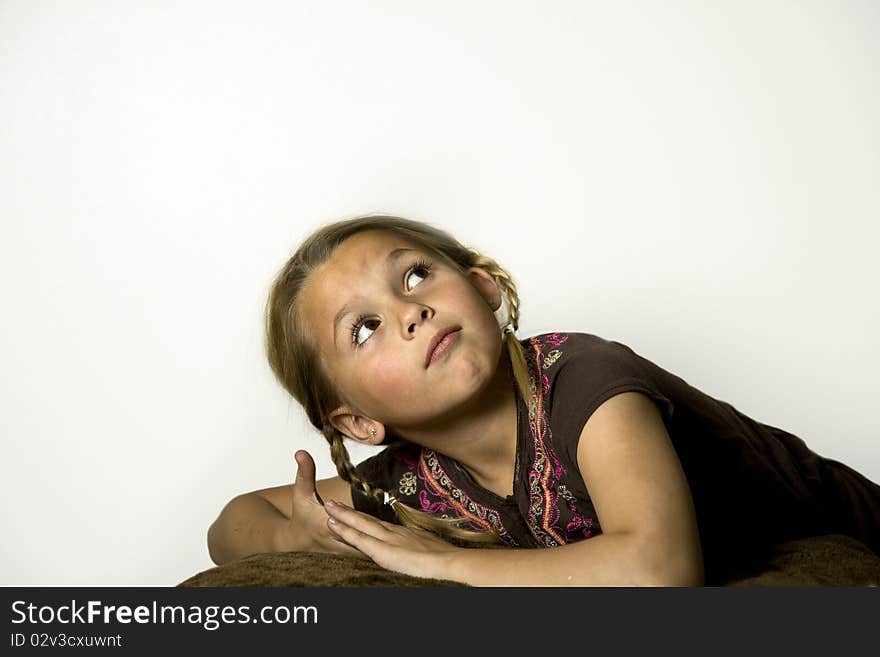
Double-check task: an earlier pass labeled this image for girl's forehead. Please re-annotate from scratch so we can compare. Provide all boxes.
[300,231,422,321]
[336,230,411,258]
[324,231,429,276]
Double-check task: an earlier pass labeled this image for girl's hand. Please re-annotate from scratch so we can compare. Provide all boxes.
[323,499,464,581]
[273,451,367,559]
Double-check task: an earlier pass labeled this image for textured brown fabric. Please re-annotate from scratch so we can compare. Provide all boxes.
[178,533,880,588]
[178,551,466,587]
[724,533,880,587]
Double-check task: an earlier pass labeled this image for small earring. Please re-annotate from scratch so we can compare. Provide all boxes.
[369,427,377,438]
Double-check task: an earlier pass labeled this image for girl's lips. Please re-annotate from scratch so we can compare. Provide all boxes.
[426,329,461,368]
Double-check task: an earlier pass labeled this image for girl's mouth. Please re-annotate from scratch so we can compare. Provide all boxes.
[426,329,461,367]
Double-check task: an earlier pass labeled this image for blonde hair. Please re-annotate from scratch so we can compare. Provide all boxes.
[264,214,534,545]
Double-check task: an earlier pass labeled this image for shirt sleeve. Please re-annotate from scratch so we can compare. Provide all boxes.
[548,335,676,474]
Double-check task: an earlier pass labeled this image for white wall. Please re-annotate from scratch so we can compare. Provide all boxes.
[1,0,877,585]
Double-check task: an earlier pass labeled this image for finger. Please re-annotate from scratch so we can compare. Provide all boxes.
[326,515,390,558]
[324,501,394,538]
[293,450,322,506]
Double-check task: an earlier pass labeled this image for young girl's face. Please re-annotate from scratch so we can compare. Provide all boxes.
[297,229,506,438]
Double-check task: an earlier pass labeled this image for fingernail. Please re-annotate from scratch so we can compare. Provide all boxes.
[325,499,336,508]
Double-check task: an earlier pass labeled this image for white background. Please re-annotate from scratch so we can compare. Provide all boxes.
[1,0,877,585]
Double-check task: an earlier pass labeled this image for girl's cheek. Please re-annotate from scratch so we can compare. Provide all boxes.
[370,363,411,397]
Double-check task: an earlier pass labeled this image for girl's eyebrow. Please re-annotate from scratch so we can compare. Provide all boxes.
[331,247,419,347]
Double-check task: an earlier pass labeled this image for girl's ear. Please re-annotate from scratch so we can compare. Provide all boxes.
[466,267,502,311]
[328,407,385,446]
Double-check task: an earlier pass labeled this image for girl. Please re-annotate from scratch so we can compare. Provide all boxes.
[207,214,880,586]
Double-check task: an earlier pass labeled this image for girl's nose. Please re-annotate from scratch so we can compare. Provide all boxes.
[407,307,430,333]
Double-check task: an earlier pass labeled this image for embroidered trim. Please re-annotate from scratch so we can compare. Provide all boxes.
[558,484,597,538]
[418,450,513,543]
[543,349,562,369]
[397,471,417,496]
[524,332,589,547]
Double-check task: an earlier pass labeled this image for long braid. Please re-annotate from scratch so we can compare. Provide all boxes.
[468,251,535,407]
[469,252,521,331]
[323,424,384,505]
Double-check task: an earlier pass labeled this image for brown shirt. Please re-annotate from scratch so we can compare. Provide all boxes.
[352,332,878,584]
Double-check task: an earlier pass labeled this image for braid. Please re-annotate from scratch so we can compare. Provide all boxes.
[467,250,534,407]
[468,252,521,331]
[323,424,384,505]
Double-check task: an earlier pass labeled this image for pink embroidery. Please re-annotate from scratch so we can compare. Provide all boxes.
[417,449,512,541]
[524,336,567,546]
[545,333,569,348]
[566,513,596,538]
[522,333,596,546]
[418,490,450,514]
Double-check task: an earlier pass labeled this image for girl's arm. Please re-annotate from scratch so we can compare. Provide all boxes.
[323,392,705,586]
[206,450,362,565]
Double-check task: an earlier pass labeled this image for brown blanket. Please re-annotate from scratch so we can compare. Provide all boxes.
[179,533,880,587]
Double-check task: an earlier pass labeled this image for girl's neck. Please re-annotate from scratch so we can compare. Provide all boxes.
[397,347,520,497]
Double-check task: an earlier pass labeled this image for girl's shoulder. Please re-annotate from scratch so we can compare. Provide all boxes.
[522,330,661,375]
[520,331,624,371]
[522,331,675,464]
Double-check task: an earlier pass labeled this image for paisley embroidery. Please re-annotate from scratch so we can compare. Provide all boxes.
[398,471,417,496]
[558,485,596,538]
[543,349,562,369]
[417,489,450,515]
[416,450,515,544]
[524,336,565,546]
[521,333,597,546]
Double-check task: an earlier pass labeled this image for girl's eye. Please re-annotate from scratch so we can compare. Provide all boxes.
[405,260,432,291]
[350,316,380,347]
[351,260,431,347]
